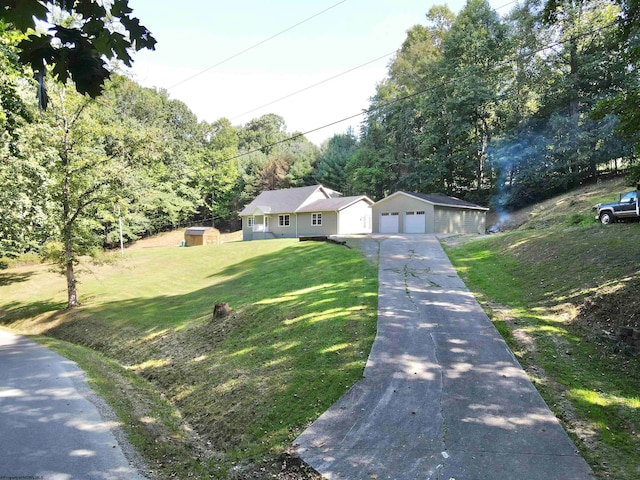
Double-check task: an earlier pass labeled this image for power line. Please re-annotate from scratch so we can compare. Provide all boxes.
[229,0,520,123]
[167,0,347,90]
[167,0,517,121]
[495,0,518,12]
[223,18,620,162]
[230,51,397,121]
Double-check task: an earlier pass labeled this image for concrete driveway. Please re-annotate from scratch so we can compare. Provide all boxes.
[296,234,593,479]
[0,328,146,480]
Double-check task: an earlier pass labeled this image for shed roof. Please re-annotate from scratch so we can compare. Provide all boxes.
[373,191,489,211]
[297,195,373,213]
[239,185,338,216]
[185,227,217,235]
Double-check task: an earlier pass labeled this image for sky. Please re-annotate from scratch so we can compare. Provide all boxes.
[128,0,514,145]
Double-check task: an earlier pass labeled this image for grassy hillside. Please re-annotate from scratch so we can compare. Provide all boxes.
[444,177,640,480]
[0,237,378,478]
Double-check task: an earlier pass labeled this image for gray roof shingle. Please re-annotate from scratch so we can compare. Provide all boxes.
[396,192,489,211]
[185,227,215,235]
[239,185,326,216]
[296,196,373,213]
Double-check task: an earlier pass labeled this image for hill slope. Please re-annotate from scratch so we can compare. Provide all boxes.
[444,177,640,480]
[0,238,378,478]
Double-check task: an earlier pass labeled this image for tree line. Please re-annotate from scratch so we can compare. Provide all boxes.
[1,0,639,306]
[320,0,639,209]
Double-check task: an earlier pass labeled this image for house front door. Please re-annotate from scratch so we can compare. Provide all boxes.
[264,216,270,232]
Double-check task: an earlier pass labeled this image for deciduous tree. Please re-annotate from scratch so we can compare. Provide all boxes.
[0,0,155,104]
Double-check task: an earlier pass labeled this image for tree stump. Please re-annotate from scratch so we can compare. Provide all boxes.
[213,302,232,319]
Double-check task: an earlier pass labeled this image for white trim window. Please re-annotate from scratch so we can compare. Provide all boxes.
[247,216,254,228]
[279,214,290,227]
[312,213,322,226]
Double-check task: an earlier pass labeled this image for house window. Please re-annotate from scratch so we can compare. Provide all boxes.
[416,211,425,215]
[312,213,322,226]
[279,214,290,227]
[247,217,254,227]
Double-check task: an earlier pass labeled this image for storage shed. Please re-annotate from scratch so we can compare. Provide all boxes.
[371,192,488,234]
[184,227,220,246]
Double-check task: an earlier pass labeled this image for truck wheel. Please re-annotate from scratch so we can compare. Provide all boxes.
[600,211,614,225]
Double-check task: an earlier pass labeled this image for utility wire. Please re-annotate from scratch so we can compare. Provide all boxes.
[223,18,620,162]
[229,0,520,122]
[167,0,347,90]
[230,50,397,121]
[166,0,517,119]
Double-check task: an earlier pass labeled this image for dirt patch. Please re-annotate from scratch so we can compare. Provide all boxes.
[576,282,640,332]
[230,449,321,479]
[576,281,640,351]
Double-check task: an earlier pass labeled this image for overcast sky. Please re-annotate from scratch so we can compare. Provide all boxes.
[128,0,513,145]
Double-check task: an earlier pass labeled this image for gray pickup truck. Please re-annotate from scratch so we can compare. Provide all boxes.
[594,187,640,224]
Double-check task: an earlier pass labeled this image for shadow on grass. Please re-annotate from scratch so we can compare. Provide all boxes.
[450,225,640,314]
[0,271,35,287]
[20,242,378,461]
[0,299,68,325]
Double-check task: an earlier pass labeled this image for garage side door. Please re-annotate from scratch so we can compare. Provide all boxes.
[405,210,426,233]
[380,212,399,233]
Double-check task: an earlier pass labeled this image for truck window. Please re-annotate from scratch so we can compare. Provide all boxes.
[621,192,637,202]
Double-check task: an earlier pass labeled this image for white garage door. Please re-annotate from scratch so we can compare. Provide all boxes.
[405,211,426,233]
[380,212,399,233]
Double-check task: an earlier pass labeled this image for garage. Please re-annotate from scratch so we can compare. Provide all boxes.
[371,191,488,234]
[404,211,426,233]
[379,212,399,233]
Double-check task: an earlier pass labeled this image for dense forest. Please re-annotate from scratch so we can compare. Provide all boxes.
[1,0,639,265]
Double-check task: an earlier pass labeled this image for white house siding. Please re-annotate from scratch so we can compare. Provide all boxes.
[372,196,435,233]
[338,200,373,234]
[434,207,486,234]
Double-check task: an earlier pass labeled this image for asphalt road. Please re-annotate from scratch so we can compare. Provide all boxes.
[0,328,146,480]
[296,234,594,480]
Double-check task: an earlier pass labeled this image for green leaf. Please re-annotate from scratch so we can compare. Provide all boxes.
[66,47,109,98]
[83,18,105,38]
[110,0,133,17]
[0,0,48,31]
[17,33,56,71]
[73,0,106,20]
[120,16,156,51]
[93,30,131,64]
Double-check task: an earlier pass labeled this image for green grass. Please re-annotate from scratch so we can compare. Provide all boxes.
[35,335,210,478]
[444,212,640,479]
[0,238,378,478]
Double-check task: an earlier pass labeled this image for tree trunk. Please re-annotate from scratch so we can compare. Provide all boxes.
[61,96,79,309]
[63,219,79,308]
[65,260,79,309]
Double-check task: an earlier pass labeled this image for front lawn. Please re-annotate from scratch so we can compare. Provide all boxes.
[0,238,378,478]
